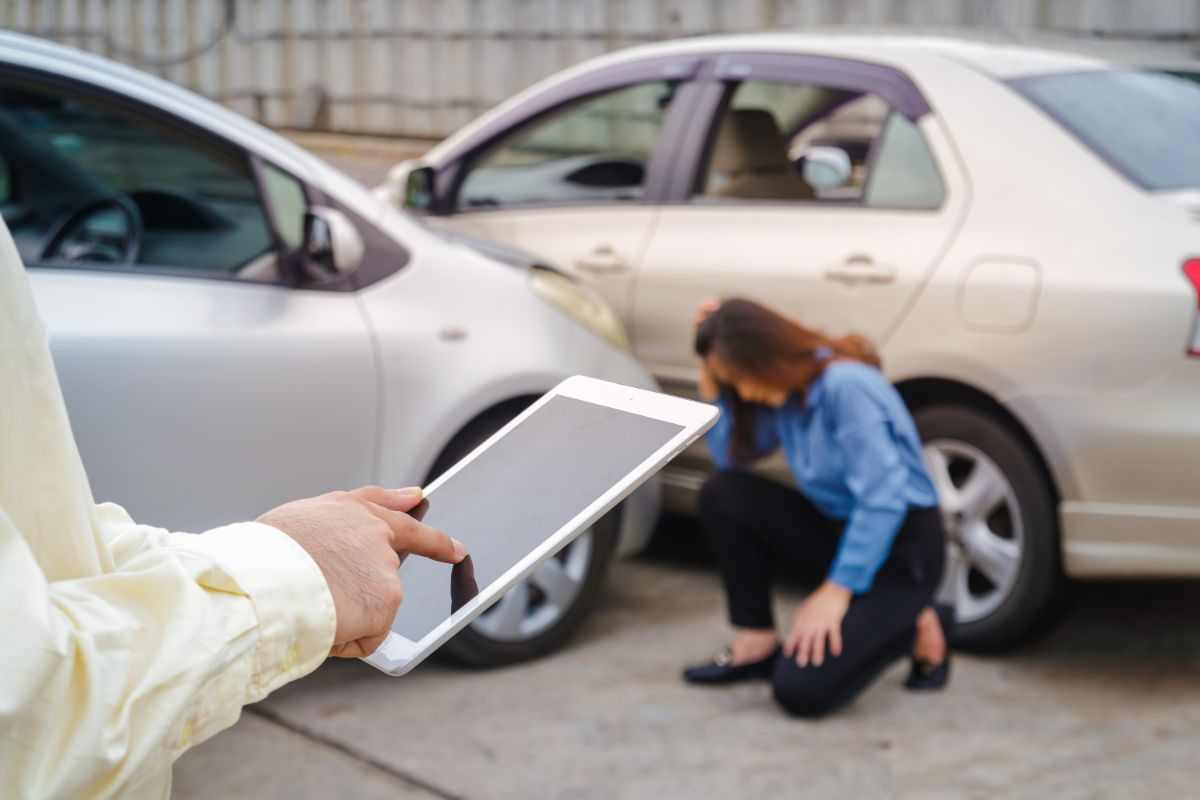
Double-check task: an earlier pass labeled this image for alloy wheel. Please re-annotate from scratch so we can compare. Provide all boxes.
[923,440,1025,624]
[470,530,594,642]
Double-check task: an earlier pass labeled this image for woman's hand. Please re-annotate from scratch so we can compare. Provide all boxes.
[694,298,719,330]
[697,361,720,402]
[784,580,852,667]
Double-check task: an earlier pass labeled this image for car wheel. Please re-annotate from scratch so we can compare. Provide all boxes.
[426,400,619,667]
[914,405,1060,651]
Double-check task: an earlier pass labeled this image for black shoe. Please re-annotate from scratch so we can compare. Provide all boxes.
[905,604,955,691]
[683,646,780,685]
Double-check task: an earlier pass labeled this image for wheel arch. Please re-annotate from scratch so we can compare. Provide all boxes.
[424,394,541,483]
[896,376,1063,510]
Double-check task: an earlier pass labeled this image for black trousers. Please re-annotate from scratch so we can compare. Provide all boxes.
[699,470,945,717]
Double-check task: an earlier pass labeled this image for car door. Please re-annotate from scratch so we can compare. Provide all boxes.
[4,70,378,532]
[428,57,701,323]
[634,53,968,386]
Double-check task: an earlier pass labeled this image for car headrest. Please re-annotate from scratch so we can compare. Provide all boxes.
[710,108,793,175]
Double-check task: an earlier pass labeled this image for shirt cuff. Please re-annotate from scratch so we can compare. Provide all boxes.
[827,562,872,594]
[171,521,336,701]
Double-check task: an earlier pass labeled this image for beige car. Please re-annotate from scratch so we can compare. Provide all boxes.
[377,35,1200,650]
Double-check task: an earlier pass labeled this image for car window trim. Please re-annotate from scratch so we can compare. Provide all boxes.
[433,55,704,215]
[710,53,932,120]
[29,259,280,285]
[667,53,948,211]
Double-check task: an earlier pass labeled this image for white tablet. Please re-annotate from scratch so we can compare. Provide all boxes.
[362,375,718,676]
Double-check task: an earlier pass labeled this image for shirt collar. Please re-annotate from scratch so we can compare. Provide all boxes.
[803,369,830,411]
[802,348,835,410]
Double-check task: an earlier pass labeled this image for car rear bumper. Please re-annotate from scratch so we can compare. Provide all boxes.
[1011,357,1200,577]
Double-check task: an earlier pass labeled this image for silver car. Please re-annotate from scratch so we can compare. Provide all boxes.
[2,31,661,667]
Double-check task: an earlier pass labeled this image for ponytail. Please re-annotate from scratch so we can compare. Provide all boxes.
[830,333,882,369]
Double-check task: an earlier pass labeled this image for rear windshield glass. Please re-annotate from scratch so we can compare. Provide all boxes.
[1010,70,1200,191]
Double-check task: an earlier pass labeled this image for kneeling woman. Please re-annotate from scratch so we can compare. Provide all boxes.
[684,298,952,717]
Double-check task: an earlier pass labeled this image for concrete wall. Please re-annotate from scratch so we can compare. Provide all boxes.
[4,0,1199,138]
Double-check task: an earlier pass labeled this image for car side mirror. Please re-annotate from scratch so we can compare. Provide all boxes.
[303,206,364,277]
[403,165,436,211]
[375,160,435,212]
[800,146,853,190]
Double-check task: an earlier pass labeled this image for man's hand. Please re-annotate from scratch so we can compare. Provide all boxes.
[258,486,466,658]
[784,581,852,668]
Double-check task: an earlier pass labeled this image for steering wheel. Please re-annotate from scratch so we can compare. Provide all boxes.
[39,195,144,265]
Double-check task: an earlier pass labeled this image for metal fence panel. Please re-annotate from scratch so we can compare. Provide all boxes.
[3,0,1197,138]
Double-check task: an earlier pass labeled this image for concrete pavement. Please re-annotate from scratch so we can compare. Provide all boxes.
[175,519,1200,800]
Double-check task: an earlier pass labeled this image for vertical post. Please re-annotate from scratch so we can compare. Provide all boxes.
[351,0,366,131]
[130,0,145,68]
[156,0,168,78]
[217,0,232,112]
[281,0,295,126]
[184,0,199,90]
[762,0,781,29]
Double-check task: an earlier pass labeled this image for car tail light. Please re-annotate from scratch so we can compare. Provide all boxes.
[1186,258,1200,357]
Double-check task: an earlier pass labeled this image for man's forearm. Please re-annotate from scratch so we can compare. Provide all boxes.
[1,509,335,797]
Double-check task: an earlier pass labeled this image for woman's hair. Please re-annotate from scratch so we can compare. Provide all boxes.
[694,298,881,463]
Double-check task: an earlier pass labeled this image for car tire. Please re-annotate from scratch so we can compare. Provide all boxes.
[914,405,1060,652]
[426,401,620,668]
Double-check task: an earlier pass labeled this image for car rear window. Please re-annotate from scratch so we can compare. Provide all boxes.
[1010,70,1200,191]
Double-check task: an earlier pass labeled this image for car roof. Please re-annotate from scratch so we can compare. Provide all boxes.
[582,31,1111,80]
[423,30,1114,165]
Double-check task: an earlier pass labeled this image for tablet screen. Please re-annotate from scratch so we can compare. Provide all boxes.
[388,394,685,643]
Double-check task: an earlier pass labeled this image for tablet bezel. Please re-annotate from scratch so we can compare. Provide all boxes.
[362,375,718,676]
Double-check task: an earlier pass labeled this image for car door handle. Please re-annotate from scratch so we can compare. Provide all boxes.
[575,245,627,274]
[824,254,896,285]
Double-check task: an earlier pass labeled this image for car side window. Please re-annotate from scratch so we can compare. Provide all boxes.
[863,112,945,209]
[0,157,11,205]
[695,79,943,208]
[456,80,678,211]
[0,76,276,275]
[260,162,308,251]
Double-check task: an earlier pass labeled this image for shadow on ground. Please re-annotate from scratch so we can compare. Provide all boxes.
[642,513,1200,682]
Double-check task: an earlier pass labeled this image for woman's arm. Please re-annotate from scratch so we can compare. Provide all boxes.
[697,356,721,402]
[704,388,781,469]
[825,381,911,594]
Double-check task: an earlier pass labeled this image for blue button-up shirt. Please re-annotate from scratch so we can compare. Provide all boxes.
[707,361,939,593]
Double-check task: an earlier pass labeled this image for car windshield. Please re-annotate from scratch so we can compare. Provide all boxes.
[1010,69,1200,191]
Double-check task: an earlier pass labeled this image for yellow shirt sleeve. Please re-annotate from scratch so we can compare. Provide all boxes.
[0,501,336,799]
